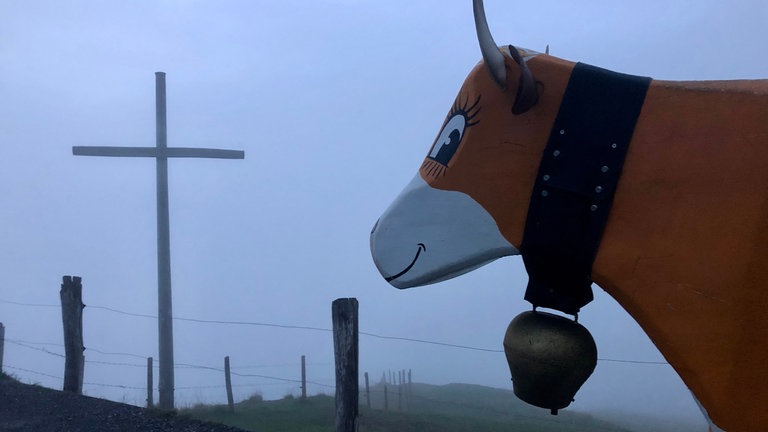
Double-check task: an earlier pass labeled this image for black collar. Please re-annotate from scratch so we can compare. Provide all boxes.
[521,62,651,315]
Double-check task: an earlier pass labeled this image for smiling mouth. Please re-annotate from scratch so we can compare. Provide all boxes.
[385,243,426,282]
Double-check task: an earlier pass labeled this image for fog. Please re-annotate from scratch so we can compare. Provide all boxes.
[2,1,766,429]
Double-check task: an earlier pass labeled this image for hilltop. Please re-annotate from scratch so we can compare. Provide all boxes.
[0,372,703,432]
[185,382,634,432]
[0,373,246,432]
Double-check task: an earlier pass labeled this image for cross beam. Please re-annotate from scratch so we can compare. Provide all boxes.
[73,72,244,409]
[73,146,244,159]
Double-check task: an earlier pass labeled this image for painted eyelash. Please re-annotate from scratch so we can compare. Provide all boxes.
[421,159,447,177]
[451,93,481,127]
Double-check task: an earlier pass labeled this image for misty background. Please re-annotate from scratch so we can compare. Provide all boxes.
[2,0,767,429]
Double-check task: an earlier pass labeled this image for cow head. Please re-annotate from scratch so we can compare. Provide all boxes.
[370,0,574,288]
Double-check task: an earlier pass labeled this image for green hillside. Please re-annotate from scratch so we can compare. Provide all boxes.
[183,382,632,432]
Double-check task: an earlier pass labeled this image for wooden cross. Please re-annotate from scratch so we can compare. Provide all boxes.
[73,72,244,409]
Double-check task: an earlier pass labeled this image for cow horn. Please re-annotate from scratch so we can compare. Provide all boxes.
[473,0,506,87]
[473,0,539,114]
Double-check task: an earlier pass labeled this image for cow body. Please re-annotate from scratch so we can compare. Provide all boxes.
[598,73,768,431]
[371,47,768,431]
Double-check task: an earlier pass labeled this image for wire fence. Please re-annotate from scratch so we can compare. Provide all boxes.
[1,335,335,405]
[0,296,670,408]
[0,298,669,363]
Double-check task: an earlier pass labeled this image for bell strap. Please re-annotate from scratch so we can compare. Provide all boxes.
[521,62,651,314]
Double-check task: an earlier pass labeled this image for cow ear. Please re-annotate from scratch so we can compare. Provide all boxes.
[508,45,539,115]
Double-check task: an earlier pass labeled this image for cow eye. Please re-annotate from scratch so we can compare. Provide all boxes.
[428,114,466,165]
[426,94,481,167]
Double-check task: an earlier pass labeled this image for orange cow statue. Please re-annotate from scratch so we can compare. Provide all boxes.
[369,1,768,431]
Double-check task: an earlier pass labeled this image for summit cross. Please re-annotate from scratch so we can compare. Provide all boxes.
[73,72,245,409]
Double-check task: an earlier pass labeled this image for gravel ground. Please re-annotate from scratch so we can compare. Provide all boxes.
[0,376,247,432]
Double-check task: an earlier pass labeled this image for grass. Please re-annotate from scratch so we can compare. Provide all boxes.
[185,394,335,432]
[183,382,634,432]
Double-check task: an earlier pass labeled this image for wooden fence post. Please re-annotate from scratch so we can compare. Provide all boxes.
[364,372,370,408]
[332,298,358,432]
[60,276,84,394]
[147,357,154,408]
[301,355,307,399]
[225,356,234,412]
[408,369,412,408]
[384,384,388,411]
[401,369,407,411]
[0,322,5,375]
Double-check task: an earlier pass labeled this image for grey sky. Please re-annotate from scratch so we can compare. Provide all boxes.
[2,0,767,427]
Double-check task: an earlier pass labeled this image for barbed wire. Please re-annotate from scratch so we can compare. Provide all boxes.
[3,364,64,381]
[5,339,65,358]
[0,338,147,361]
[0,297,670,364]
[0,298,502,352]
[358,331,503,353]
[3,365,143,391]
[3,338,665,406]
[231,362,331,369]
[175,361,335,388]
[5,339,331,386]
[83,381,145,390]
[87,347,149,360]
[2,362,331,393]
[8,333,666,367]
[86,359,147,368]
[0,299,59,308]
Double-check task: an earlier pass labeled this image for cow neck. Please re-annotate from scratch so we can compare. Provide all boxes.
[521,62,652,315]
